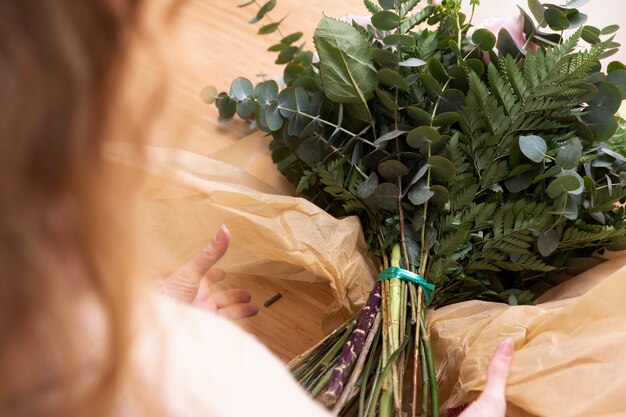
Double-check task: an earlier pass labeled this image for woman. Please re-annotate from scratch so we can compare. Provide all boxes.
[0,1,512,416]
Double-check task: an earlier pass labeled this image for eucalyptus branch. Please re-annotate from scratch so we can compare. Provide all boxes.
[253,0,286,38]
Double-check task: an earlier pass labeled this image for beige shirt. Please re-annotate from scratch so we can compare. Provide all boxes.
[129,294,332,417]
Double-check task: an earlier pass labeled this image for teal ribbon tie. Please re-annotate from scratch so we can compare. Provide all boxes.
[377,267,435,306]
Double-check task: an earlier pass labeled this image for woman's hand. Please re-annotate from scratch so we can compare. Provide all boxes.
[157,225,258,320]
[459,337,514,417]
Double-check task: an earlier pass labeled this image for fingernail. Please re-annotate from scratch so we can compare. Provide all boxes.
[216,224,229,242]
[498,337,515,357]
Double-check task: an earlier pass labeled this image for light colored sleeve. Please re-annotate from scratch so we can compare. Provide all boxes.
[132,295,332,417]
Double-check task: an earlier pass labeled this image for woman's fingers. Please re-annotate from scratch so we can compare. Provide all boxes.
[161,226,230,302]
[217,302,259,320]
[173,225,230,284]
[209,288,253,309]
[459,337,514,417]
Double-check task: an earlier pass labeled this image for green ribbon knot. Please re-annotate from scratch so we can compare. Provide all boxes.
[377,267,435,306]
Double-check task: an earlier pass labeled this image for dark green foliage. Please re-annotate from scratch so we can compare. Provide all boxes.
[205,0,626,309]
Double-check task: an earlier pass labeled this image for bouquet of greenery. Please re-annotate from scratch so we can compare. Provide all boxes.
[202,0,626,415]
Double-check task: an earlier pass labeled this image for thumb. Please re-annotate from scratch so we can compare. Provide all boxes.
[160,225,230,303]
[174,225,230,283]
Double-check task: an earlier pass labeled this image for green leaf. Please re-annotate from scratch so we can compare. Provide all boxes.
[296,137,325,164]
[398,57,426,67]
[236,98,258,118]
[546,173,584,198]
[428,156,456,182]
[255,80,279,104]
[199,86,217,104]
[419,74,442,99]
[607,69,626,98]
[281,32,303,44]
[258,20,284,35]
[264,102,283,131]
[408,181,434,205]
[582,25,601,44]
[428,58,449,83]
[406,107,432,125]
[378,0,395,10]
[582,106,618,140]
[373,129,406,146]
[528,0,546,25]
[314,17,378,104]
[589,81,622,113]
[497,28,525,57]
[407,126,441,149]
[472,28,496,51]
[430,185,450,206]
[508,293,518,306]
[602,24,620,35]
[365,182,400,211]
[229,77,254,101]
[565,257,605,275]
[249,0,276,23]
[556,138,583,169]
[371,48,400,67]
[216,95,237,119]
[371,10,401,31]
[377,68,409,91]
[383,34,416,47]
[357,172,379,198]
[537,230,559,256]
[545,7,570,30]
[519,135,547,163]
[378,160,409,179]
[374,88,399,110]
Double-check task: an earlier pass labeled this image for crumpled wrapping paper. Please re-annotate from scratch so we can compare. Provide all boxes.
[106,133,626,416]
[431,252,626,416]
[105,134,377,320]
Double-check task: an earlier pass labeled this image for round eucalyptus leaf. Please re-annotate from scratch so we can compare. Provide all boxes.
[607,69,626,98]
[255,80,279,104]
[375,88,399,110]
[371,10,401,31]
[378,160,410,179]
[277,88,296,116]
[407,126,441,148]
[545,7,570,30]
[433,112,459,127]
[556,138,583,169]
[608,61,625,73]
[566,0,590,8]
[264,102,284,131]
[428,155,456,182]
[537,230,559,257]
[546,173,584,199]
[365,182,400,211]
[430,185,450,206]
[377,68,409,91]
[472,28,497,51]
[216,95,237,119]
[496,28,525,57]
[528,0,546,25]
[357,172,379,199]
[567,11,587,29]
[296,137,325,164]
[581,106,618,140]
[236,98,258,119]
[199,86,218,104]
[229,77,254,101]
[589,81,622,113]
[519,135,547,163]
[407,181,434,206]
[438,89,465,113]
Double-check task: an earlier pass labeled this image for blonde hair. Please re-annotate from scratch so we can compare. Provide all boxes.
[0,1,147,415]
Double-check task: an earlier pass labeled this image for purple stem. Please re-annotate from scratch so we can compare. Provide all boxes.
[321,281,382,406]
